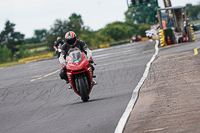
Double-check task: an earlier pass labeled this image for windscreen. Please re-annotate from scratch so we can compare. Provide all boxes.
[68,50,82,63]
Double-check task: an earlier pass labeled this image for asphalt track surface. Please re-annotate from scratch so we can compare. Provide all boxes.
[0,41,156,133]
[158,33,200,57]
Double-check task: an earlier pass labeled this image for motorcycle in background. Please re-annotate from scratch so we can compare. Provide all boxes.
[57,43,62,58]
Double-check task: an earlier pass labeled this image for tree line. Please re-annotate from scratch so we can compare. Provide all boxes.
[0,2,200,63]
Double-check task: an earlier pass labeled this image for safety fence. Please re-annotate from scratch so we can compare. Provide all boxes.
[18,53,54,62]
[99,37,148,48]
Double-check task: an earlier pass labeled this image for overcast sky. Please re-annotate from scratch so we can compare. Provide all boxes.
[0,0,199,38]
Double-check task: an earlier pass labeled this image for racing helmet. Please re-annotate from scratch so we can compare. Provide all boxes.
[182,12,185,21]
[57,37,62,41]
[65,31,77,46]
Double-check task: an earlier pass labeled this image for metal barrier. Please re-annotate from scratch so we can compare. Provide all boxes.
[18,53,54,62]
[99,38,149,48]
[99,44,110,48]
[110,41,130,46]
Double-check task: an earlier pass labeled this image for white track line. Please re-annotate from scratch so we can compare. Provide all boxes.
[114,40,159,133]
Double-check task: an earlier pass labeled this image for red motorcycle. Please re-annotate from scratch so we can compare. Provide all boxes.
[66,48,94,102]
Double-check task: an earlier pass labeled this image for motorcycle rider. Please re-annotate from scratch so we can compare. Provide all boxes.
[53,37,64,53]
[59,31,97,88]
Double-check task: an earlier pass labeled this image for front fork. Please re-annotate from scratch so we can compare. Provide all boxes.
[67,67,92,95]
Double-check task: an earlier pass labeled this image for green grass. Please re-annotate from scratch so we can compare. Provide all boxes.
[0,50,54,68]
[16,43,48,49]
[28,50,53,57]
[29,46,49,53]
[0,42,54,68]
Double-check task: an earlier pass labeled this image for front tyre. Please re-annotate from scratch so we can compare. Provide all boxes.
[78,78,88,102]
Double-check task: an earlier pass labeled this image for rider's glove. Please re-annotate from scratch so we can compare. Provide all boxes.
[62,63,66,69]
[89,57,94,63]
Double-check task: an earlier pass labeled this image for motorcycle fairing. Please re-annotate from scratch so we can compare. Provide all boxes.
[66,51,93,97]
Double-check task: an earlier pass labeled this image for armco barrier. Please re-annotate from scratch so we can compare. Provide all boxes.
[99,38,148,48]
[18,53,54,62]
[110,40,130,46]
[99,44,110,48]
[142,37,148,41]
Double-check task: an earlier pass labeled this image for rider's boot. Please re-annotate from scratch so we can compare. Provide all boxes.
[68,83,72,89]
[64,79,72,89]
[92,72,97,85]
[65,80,69,84]
[92,80,97,85]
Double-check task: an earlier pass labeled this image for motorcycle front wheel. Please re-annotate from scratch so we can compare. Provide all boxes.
[78,78,88,102]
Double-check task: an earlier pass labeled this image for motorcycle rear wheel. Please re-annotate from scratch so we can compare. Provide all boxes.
[78,78,88,102]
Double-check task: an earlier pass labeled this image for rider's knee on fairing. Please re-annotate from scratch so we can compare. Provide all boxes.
[59,67,69,81]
